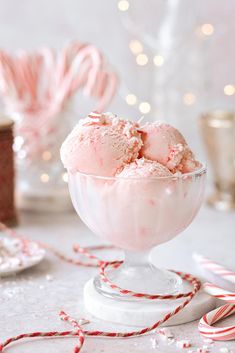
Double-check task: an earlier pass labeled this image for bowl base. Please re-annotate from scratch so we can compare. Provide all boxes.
[84,278,215,327]
[94,267,182,300]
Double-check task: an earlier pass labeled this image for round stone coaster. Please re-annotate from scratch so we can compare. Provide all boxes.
[84,278,216,327]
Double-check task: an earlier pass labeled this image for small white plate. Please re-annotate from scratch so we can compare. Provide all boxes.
[0,236,45,276]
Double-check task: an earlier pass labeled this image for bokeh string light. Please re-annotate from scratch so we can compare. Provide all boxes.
[125,94,137,105]
[139,102,151,114]
[200,23,214,36]
[129,40,143,55]
[118,0,130,12]
[183,93,197,106]
[40,173,50,183]
[136,53,148,66]
[153,55,164,67]
[224,84,235,96]
[62,172,68,183]
[117,1,220,116]
[42,151,52,161]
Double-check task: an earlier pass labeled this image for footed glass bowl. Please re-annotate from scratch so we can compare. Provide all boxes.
[69,165,206,299]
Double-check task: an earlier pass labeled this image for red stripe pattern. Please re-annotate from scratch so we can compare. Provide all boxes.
[0,222,202,352]
[193,253,235,286]
[198,267,235,340]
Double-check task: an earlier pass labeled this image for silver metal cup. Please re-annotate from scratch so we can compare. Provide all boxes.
[200,111,235,211]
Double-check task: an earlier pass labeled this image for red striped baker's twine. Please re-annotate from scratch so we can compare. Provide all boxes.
[0,273,200,352]
[0,312,85,353]
[0,222,201,352]
[99,261,200,300]
[0,222,114,267]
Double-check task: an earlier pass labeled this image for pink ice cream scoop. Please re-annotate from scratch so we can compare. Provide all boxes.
[65,112,205,252]
[60,111,142,176]
[116,157,173,178]
[139,122,201,173]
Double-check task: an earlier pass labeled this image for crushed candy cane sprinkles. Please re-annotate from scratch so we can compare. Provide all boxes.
[197,348,210,353]
[176,339,191,348]
[0,223,234,352]
[157,327,174,339]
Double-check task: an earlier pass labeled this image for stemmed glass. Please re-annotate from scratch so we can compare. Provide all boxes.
[68,165,206,300]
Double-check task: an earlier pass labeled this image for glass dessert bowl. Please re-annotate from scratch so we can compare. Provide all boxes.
[69,165,206,300]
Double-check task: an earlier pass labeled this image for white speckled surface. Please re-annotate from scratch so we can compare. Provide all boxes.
[0,205,234,353]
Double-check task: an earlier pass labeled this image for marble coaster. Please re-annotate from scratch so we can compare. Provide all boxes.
[84,278,216,327]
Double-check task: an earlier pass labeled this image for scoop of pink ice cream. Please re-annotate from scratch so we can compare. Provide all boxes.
[116,158,173,178]
[60,112,143,176]
[139,122,201,173]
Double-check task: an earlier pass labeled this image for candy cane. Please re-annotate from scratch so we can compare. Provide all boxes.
[0,44,118,116]
[196,255,235,341]
[0,52,18,99]
[54,45,104,109]
[203,283,235,303]
[39,47,56,102]
[17,51,37,103]
[95,72,119,112]
[193,253,235,286]
[198,304,235,340]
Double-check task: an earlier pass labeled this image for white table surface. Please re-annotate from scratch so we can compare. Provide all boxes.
[0,205,235,353]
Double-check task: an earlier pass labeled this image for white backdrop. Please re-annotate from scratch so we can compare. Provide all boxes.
[0,0,234,156]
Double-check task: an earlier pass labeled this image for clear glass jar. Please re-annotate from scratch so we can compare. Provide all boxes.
[10,106,73,212]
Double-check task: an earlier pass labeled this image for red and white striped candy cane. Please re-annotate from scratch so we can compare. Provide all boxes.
[193,253,235,286]
[194,254,235,340]
[96,72,119,113]
[198,281,235,340]
[199,303,235,340]
[203,283,235,303]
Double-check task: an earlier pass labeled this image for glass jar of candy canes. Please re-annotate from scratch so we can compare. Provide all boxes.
[10,105,73,212]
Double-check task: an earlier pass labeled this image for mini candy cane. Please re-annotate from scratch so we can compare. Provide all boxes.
[195,254,235,340]
[193,253,235,287]
[203,283,235,303]
[197,256,235,341]
[0,44,118,163]
[96,72,119,113]
[199,303,235,341]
